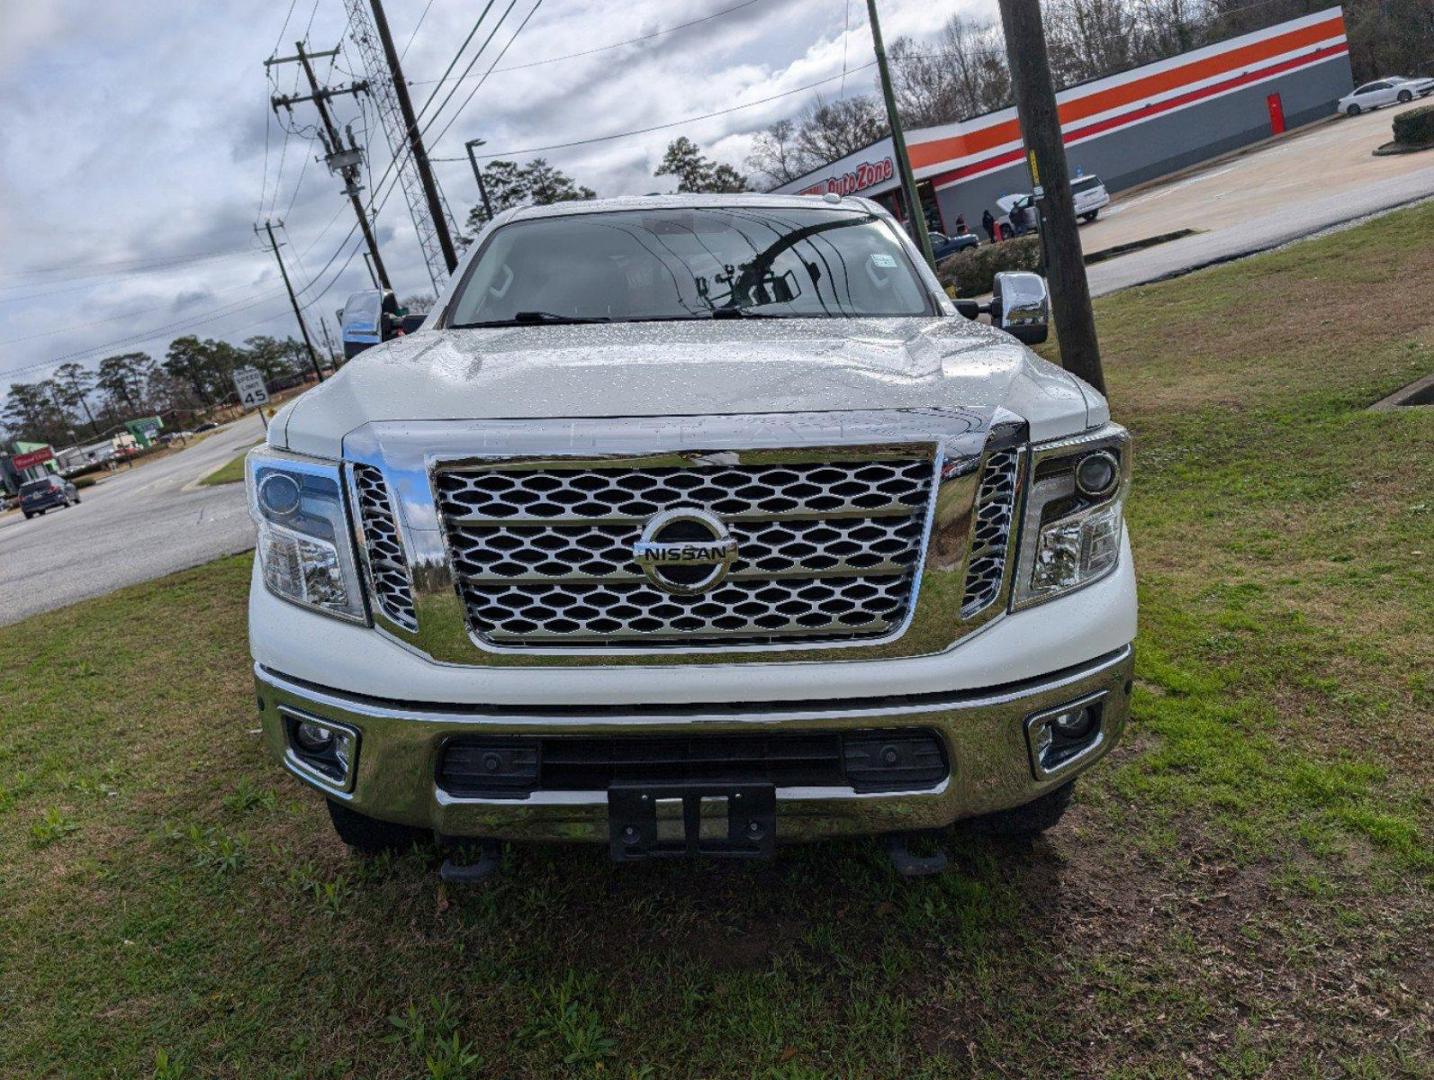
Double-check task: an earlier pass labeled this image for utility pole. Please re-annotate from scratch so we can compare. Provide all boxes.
[319,315,340,368]
[268,42,392,291]
[256,221,324,384]
[995,0,1105,393]
[465,138,494,223]
[362,251,379,288]
[368,0,458,274]
[866,0,936,270]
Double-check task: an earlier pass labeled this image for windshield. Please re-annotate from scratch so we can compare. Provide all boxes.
[20,479,55,494]
[446,206,935,326]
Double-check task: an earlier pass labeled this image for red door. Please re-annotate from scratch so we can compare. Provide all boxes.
[1267,93,1286,135]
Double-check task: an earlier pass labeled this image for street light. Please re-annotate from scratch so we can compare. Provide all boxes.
[465,138,494,223]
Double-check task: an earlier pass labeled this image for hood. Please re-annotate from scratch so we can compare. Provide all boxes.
[278,317,1099,458]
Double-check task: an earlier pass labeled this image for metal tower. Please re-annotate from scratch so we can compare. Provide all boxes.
[344,0,462,292]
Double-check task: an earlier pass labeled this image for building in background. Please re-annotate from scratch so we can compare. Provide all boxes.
[773,7,1354,237]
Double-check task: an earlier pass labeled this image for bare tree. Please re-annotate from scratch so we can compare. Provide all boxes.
[889,16,1012,127]
[794,95,890,166]
[747,119,817,187]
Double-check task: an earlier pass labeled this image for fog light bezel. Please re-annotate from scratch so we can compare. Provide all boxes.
[1024,690,1108,780]
[280,708,360,793]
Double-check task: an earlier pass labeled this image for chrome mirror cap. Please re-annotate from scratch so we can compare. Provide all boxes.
[992,271,1050,345]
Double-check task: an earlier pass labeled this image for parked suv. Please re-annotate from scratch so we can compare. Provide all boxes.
[19,476,79,518]
[248,194,1135,874]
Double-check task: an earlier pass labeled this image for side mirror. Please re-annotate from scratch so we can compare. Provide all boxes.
[991,271,1049,344]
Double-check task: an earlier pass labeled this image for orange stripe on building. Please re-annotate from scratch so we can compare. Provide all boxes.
[907,13,1346,170]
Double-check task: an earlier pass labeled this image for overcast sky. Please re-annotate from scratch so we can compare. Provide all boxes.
[0,0,993,387]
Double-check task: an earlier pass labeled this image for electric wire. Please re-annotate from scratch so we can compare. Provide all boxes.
[436,61,878,161]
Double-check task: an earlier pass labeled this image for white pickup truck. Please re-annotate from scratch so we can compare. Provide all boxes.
[247,194,1135,877]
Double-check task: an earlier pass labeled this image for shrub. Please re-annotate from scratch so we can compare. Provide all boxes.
[936,235,1042,296]
[73,476,98,489]
[1392,103,1434,147]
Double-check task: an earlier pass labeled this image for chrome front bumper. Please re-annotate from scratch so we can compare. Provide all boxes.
[253,644,1133,843]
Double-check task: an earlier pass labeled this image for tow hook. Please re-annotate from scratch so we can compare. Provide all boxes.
[438,838,502,885]
[884,832,948,878]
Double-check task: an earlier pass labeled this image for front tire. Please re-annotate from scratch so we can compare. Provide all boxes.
[326,799,428,856]
[23,512,33,520]
[1346,104,1361,116]
[961,781,1074,837]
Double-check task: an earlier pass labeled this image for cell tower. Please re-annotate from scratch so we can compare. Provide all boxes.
[344,0,461,292]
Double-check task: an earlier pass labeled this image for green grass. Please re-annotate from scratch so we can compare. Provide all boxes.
[199,444,258,486]
[2,204,1432,1078]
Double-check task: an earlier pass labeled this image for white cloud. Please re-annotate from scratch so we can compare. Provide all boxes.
[0,0,988,381]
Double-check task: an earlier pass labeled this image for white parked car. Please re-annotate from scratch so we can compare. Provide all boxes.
[994,173,1110,237]
[246,194,1135,878]
[1338,76,1434,116]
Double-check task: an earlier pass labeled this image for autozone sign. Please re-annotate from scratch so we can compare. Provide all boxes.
[799,157,895,197]
[11,446,54,470]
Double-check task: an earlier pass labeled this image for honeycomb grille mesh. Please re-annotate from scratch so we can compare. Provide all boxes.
[961,448,1021,617]
[434,457,934,648]
[352,464,417,630]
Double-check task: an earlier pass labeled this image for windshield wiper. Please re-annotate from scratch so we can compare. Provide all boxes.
[451,311,612,328]
[707,307,783,319]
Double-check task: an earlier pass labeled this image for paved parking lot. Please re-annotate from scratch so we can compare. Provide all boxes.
[0,415,263,625]
[1083,98,1434,292]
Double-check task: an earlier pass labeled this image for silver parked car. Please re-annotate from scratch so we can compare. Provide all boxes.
[1338,76,1434,116]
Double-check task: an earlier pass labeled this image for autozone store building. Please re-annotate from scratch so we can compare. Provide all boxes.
[773,8,1354,234]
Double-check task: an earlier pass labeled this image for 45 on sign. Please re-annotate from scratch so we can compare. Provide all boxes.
[233,366,270,409]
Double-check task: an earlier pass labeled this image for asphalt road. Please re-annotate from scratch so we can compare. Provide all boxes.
[0,415,264,626]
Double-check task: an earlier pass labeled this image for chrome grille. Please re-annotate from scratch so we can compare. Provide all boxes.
[352,464,417,630]
[434,456,934,648]
[961,448,1021,617]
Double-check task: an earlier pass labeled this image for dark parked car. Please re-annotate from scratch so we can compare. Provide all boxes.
[19,476,80,518]
[930,231,981,260]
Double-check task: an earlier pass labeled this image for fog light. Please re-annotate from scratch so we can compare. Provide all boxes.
[284,713,358,789]
[1051,706,1095,739]
[1025,693,1107,779]
[294,721,335,753]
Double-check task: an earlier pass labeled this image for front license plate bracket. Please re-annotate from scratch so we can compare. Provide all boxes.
[608,783,776,861]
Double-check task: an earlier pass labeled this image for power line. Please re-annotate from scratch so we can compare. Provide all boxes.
[415,0,512,132]
[0,247,254,288]
[427,0,545,149]
[437,61,878,161]
[401,0,438,58]
[411,0,501,125]
[406,0,766,83]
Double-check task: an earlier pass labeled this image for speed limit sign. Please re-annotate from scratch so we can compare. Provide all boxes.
[233,366,270,409]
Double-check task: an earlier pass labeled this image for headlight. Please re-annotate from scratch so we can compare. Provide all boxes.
[1012,424,1130,609]
[246,447,368,623]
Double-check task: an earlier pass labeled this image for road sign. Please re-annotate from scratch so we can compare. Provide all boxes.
[234,366,270,409]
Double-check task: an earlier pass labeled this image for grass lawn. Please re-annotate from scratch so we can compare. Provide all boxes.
[2,205,1431,1079]
[199,444,259,486]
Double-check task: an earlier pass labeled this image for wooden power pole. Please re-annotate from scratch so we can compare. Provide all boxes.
[368,0,459,274]
[256,221,324,384]
[866,0,936,270]
[995,0,1106,393]
[268,42,393,292]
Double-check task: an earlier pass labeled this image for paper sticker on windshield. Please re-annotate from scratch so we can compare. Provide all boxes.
[870,253,898,269]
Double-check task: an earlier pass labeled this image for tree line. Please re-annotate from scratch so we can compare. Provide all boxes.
[2,335,320,449]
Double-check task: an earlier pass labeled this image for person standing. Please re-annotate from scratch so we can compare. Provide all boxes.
[982,208,997,244]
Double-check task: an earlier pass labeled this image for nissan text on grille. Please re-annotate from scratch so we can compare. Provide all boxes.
[246,194,1136,875]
